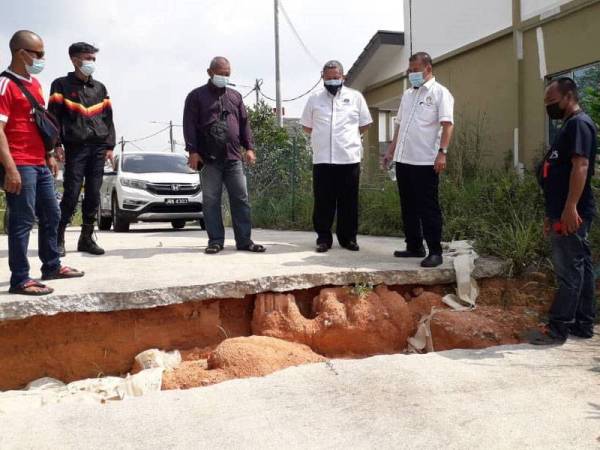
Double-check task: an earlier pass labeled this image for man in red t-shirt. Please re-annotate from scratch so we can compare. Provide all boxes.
[0,30,84,295]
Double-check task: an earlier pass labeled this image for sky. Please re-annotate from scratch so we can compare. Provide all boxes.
[0,0,403,152]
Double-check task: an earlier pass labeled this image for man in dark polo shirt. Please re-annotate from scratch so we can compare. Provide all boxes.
[530,77,597,345]
[183,56,265,254]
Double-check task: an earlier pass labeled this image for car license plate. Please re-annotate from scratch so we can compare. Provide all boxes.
[165,198,189,205]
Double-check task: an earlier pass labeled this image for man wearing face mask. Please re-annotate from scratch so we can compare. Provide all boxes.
[0,30,84,295]
[300,60,372,253]
[382,52,454,268]
[49,42,115,256]
[183,56,265,254]
[529,77,597,345]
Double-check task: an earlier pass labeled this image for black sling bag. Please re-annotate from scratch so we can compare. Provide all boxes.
[0,71,60,152]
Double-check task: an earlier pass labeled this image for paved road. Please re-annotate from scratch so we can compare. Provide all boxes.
[0,225,501,320]
[1,334,598,449]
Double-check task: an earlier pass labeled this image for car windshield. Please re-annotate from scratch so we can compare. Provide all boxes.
[122,154,194,174]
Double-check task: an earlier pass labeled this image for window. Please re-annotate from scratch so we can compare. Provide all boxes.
[547,61,600,145]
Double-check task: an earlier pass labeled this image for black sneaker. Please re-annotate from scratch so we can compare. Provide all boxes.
[569,326,594,339]
[342,242,360,251]
[420,254,443,268]
[394,248,426,258]
[316,243,331,253]
[527,329,567,346]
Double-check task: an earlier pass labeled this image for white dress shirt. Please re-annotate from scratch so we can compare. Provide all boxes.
[301,86,373,165]
[394,77,454,165]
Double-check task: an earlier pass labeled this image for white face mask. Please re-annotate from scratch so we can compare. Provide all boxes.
[212,74,229,88]
[25,57,45,75]
[79,60,96,77]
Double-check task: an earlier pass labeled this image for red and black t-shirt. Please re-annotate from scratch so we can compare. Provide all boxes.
[542,111,597,220]
[0,70,47,166]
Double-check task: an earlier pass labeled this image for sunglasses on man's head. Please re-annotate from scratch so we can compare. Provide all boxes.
[21,49,45,59]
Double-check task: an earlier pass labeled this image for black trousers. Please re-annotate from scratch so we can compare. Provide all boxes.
[313,163,360,246]
[60,144,106,227]
[395,162,443,255]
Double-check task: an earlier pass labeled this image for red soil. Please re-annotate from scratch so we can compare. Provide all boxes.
[0,277,553,391]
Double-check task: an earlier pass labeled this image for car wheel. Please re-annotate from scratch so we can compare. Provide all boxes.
[112,196,130,232]
[198,218,205,230]
[171,219,186,229]
[97,205,112,231]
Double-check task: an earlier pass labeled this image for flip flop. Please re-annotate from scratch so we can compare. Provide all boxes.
[9,279,54,296]
[42,266,85,280]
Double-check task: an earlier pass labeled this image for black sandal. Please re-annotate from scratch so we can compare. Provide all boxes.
[205,244,224,254]
[238,242,266,253]
[9,279,54,296]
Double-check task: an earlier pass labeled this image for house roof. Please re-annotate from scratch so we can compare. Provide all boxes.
[345,30,404,88]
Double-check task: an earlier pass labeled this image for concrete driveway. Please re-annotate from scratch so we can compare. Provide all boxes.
[0,335,598,449]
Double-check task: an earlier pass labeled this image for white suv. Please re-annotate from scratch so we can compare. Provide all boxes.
[98,151,204,232]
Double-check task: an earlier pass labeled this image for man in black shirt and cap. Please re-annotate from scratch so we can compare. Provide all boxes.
[531,77,597,345]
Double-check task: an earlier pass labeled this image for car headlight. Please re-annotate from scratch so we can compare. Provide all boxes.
[120,178,147,190]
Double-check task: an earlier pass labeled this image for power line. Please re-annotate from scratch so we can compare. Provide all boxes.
[259,76,322,103]
[279,0,321,68]
[127,125,171,143]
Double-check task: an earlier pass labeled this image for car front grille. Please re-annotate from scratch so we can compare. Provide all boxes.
[145,182,201,196]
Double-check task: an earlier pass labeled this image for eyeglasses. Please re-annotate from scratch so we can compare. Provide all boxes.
[21,49,45,59]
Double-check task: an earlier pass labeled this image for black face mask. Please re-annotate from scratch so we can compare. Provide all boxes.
[324,83,342,96]
[546,101,566,120]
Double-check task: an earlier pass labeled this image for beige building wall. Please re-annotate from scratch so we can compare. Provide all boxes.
[521,1,600,166]
[359,0,600,179]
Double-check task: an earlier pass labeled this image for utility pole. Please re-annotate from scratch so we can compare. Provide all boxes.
[169,120,174,153]
[255,79,260,106]
[120,136,125,153]
[274,0,283,126]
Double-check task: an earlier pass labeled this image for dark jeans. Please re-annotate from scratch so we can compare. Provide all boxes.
[395,162,443,255]
[6,166,61,288]
[201,159,252,248]
[312,163,360,247]
[60,144,106,226]
[548,219,596,338]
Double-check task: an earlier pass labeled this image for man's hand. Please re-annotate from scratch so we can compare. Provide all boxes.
[434,152,447,174]
[4,167,21,194]
[245,149,257,166]
[55,145,65,163]
[47,155,59,178]
[560,203,583,235]
[382,144,395,170]
[188,152,203,170]
[105,149,114,163]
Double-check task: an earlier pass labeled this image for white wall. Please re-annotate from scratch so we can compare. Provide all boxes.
[521,0,572,20]
[406,0,512,60]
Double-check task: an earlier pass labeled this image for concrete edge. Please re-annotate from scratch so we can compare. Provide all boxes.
[0,257,507,322]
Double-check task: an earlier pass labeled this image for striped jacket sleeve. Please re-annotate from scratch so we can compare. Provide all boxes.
[48,79,64,146]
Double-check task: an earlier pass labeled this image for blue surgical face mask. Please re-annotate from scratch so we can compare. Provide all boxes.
[324,78,343,95]
[409,71,425,88]
[212,74,229,88]
[80,60,96,77]
[324,79,343,87]
[25,57,45,75]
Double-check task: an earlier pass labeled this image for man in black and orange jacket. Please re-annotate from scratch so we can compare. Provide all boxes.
[49,42,115,256]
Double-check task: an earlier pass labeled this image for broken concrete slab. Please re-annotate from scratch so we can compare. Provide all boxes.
[1,330,598,449]
[0,225,506,321]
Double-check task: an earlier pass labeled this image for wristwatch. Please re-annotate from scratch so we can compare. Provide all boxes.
[438,148,448,155]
